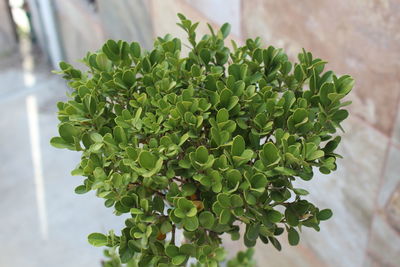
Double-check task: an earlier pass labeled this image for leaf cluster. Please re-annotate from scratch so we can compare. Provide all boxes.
[51,13,352,267]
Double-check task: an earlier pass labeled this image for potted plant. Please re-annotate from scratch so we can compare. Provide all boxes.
[51,13,353,267]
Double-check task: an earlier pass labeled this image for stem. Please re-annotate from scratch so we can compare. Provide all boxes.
[173,177,185,183]
[171,225,176,245]
[155,191,166,197]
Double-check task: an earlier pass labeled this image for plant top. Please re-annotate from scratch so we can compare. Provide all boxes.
[51,13,353,267]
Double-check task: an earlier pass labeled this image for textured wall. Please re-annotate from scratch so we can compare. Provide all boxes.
[53,0,106,63]
[0,0,16,56]
[53,0,154,63]
[97,0,154,50]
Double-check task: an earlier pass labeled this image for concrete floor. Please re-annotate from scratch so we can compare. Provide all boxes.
[0,39,124,267]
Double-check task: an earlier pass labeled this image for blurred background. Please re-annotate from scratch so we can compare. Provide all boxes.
[0,0,399,266]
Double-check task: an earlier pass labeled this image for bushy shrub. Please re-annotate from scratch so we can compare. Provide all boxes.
[51,13,353,267]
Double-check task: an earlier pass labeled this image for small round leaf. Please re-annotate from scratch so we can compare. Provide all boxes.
[199,211,215,229]
[288,227,300,246]
[88,233,108,247]
[317,209,333,221]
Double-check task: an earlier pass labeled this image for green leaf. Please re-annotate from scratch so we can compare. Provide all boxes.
[199,211,215,228]
[250,173,267,190]
[292,108,308,125]
[172,255,187,265]
[288,227,300,246]
[59,123,78,143]
[307,150,325,161]
[142,158,163,177]
[285,207,299,226]
[269,236,282,251]
[160,221,172,234]
[50,137,74,149]
[214,247,226,262]
[293,188,309,196]
[130,208,143,215]
[230,194,243,208]
[231,135,245,156]
[182,183,197,196]
[138,151,157,170]
[274,167,296,176]
[336,75,354,95]
[324,136,341,154]
[119,246,134,263]
[183,216,199,231]
[174,208,185,219]
[246,223,260,241]
[130,42,141,58]
[88,233,108,247]
[84,95,97,116]
[200,49,211,64]
[261,142,280,168]
[319,83,335,106]
[219,209,231,224]
[244,233,256,247]
[216,108,229,123]
[165,245,180,257]
[317,209,333,220]
[96,53,111,70]
[90,132,103,143]
[195,146,209,164]
[217,193,231,208]
[153,195,165,213]
[244,190,256,205]
[266,210,283,223]
[180,244,196,257]
[220,23,231,39]
[294,64,304,81]
[332,109,349,122]
[122,70,136,87]
[178,198,196,214]
[113,126,127,144]
[74,185,88,194]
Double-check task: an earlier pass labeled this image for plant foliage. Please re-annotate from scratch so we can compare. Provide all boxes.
[51,13,353,267]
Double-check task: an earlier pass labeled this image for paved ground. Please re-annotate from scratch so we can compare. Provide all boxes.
[0,39,124,267]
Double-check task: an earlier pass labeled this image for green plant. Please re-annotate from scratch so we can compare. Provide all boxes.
[227,248,256,267]
[51,13,353,267]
